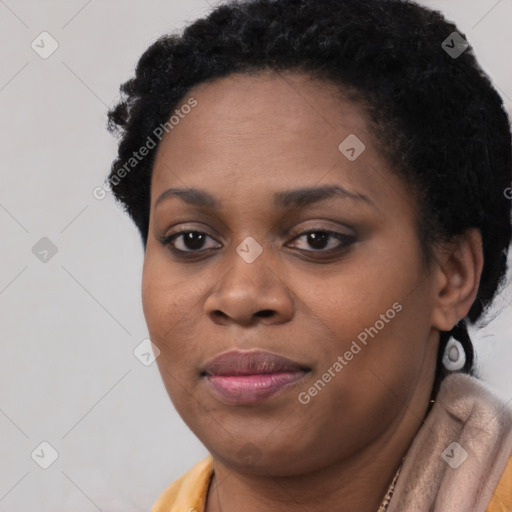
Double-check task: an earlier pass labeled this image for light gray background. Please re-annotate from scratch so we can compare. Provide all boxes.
[1,0,511,511]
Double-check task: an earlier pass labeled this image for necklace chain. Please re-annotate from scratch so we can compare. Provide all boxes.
[377,460,403,512]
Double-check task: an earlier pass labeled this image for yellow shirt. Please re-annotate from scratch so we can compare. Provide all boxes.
[151,454,512,512]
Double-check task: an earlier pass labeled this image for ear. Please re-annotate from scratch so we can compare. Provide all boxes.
[430,228,484,331]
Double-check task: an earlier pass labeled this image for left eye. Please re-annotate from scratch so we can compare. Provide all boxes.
[287,230,354,252]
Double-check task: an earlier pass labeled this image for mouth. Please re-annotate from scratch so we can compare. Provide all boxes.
[201,349,311,405]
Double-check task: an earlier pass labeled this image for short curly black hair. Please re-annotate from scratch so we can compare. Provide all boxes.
[106,0,512,380]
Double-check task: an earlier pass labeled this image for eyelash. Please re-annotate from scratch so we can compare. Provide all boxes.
[157,228,355,258]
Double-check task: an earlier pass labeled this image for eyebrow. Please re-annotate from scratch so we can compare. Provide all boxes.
[154,184,375,211]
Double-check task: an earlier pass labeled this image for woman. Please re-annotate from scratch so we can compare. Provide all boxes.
[106,0,512,510]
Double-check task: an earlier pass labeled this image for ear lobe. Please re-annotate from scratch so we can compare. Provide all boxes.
[431,228,484,332]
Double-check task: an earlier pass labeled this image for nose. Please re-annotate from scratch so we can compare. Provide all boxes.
[204,243,294,327]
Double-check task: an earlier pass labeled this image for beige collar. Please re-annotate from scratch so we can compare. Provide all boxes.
[387,373,512,512]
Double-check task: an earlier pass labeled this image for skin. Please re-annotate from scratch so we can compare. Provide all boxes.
[141,70,483,512]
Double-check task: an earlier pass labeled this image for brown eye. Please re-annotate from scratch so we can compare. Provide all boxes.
[160,230,221,253]
[288,230,355,253]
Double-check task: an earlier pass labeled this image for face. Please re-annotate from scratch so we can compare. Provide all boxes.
[142,71,441,475]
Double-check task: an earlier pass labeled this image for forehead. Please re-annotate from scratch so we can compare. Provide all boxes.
[179,70,366,129]
[150,70,405,216]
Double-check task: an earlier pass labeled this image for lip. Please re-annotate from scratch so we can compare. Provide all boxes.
[201,349,310,405]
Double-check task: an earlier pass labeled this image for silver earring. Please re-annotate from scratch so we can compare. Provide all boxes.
[443,337,466,371]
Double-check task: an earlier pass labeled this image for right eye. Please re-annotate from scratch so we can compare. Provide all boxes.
[158,230,222,255]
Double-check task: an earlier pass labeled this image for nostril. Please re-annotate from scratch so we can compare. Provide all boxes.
[257,310,274,318]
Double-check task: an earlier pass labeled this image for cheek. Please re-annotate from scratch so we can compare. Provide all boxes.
[142,257,196,360]
[295,243,432,381]
[293,254,405,343]
[141,258,206,415]
[141,259,167,343]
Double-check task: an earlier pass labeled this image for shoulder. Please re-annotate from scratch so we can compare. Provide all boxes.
[487,453,512,512]
[151,455,214,512]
